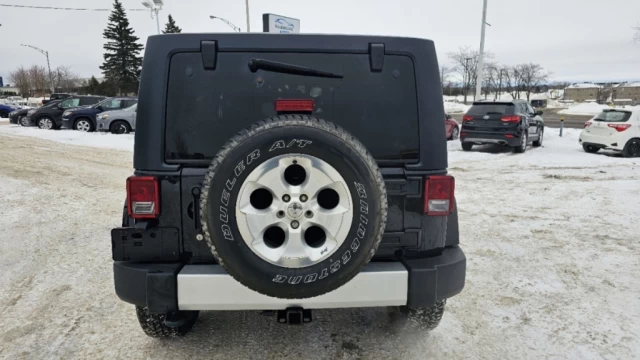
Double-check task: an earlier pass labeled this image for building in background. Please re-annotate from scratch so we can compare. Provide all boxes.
[613,82,640,104]
[0,76,3,87]
[564,83,602,102]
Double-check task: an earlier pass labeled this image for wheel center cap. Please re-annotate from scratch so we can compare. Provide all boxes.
[287,202,304,219]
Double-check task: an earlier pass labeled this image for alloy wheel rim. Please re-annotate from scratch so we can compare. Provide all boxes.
[235,154,353,268]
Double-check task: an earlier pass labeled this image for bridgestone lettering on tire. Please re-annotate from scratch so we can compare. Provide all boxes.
[200,115,387,299]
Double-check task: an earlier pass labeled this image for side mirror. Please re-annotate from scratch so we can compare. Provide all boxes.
[536,110,543,116]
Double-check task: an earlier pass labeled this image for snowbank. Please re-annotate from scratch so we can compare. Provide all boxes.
[444,101,470,114]
[558,103,610,116]
[0,124,133,151]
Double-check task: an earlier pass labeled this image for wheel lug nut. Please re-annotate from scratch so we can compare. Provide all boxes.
[305,210,313,218]
[300,194,308,202]
[277,211,285,218]
[291,220,300,229]
[282,194,291,202]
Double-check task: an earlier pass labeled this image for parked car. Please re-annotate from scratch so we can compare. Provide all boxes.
[113,33,465,337]
[42,93,73,105]
[24,95,105,129]
[0,104,18,118]
[460,99,544,153]
[62,97,137,132]
[445,114,459,140]
[11,100,63,126]
[530,99,547,108]
[96,103,137,134]
[579,108,640,157]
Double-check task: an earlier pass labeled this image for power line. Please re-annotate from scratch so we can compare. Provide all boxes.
[0,3,146,12]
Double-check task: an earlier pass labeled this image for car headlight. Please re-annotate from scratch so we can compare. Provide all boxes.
[27,109,36,115]
[101,114,109,119]
[63,111,71,116]
[9,112,15,116]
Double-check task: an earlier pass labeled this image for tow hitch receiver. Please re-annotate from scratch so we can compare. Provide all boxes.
[277,307,312,325]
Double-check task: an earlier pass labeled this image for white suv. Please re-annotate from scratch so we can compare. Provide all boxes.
[579,108,640,157]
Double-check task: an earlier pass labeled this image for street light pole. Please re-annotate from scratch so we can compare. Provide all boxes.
[21,44,55,94]
[209,16,241,32]
[142,0,163,34]
[245,0,251,32]
[475,0,488,100]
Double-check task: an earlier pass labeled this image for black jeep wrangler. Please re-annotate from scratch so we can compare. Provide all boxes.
[112,33,466,337]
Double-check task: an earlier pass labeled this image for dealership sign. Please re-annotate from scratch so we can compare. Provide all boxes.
[262,13,300,33]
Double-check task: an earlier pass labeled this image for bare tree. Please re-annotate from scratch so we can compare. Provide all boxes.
[502,66,523,100]
[28,65,49,95]
[634,24,640,42]
[448,47,479,104]
[483,61,499,99]
[440,65,452,90]
[9,66,31,97]
[54,66,80,92]
[519,63,551,101]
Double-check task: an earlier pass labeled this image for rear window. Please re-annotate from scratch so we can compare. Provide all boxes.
[164,52,419,163]
[594,111,631,122]
[467,103,515,115]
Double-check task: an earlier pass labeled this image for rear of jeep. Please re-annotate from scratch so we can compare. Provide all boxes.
[112,33,466,337]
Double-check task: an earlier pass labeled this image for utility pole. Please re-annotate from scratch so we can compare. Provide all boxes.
[475,0,488,100]
[21,44,54,94]
[245,0,251,32]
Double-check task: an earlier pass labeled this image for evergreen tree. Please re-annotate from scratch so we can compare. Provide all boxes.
[100,0,143,95]
[163,14,182,34]
[84,76,100,95]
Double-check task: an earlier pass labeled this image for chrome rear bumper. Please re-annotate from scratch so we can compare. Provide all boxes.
[178,262,408,311]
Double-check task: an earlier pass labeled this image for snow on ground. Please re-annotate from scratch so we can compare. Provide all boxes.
[559,103,611,116]
[444,101,470,114]
[0,123,133,151]
[0,127,639,359]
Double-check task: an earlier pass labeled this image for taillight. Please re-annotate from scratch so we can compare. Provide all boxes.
[504,134,514,138]
[424,176,455,216]
[584,122,592,128]
[501,115,521,123]
[127,176,160,219]
[607,124,631,132]
[275,99,314,112]
[462,115,474,122]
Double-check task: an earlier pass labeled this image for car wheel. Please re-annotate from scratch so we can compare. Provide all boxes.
[532,128,543,147]
[387,300,446,331]
[199,115,388,299]
[514,133,528,153]
[622,138,640,158]
[75,119,93,132]
[135,307,199,338]
[450,127,459,141]
[461,142,473,151]
[20,116,30,127]
[37,117,55,130]
[582,144,599,153]
[110,120,131,134]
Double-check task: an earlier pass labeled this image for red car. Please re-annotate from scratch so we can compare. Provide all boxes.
[445,114,460,140]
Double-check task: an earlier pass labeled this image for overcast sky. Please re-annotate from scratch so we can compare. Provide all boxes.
[1,0,639,84]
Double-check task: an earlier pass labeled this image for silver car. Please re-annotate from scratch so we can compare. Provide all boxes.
[96,103,137,134]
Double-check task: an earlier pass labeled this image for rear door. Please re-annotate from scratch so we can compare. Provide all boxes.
[524,102,539,137]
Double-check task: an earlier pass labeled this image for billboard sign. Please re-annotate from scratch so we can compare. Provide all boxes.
[262,13,300,34]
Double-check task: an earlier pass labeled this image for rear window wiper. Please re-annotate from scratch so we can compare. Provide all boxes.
[248,59,343,79]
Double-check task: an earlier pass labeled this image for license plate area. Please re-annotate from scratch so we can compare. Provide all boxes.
[112,227,180,261]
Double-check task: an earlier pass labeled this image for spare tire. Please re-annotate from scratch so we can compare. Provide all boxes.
[200,115,387,299]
